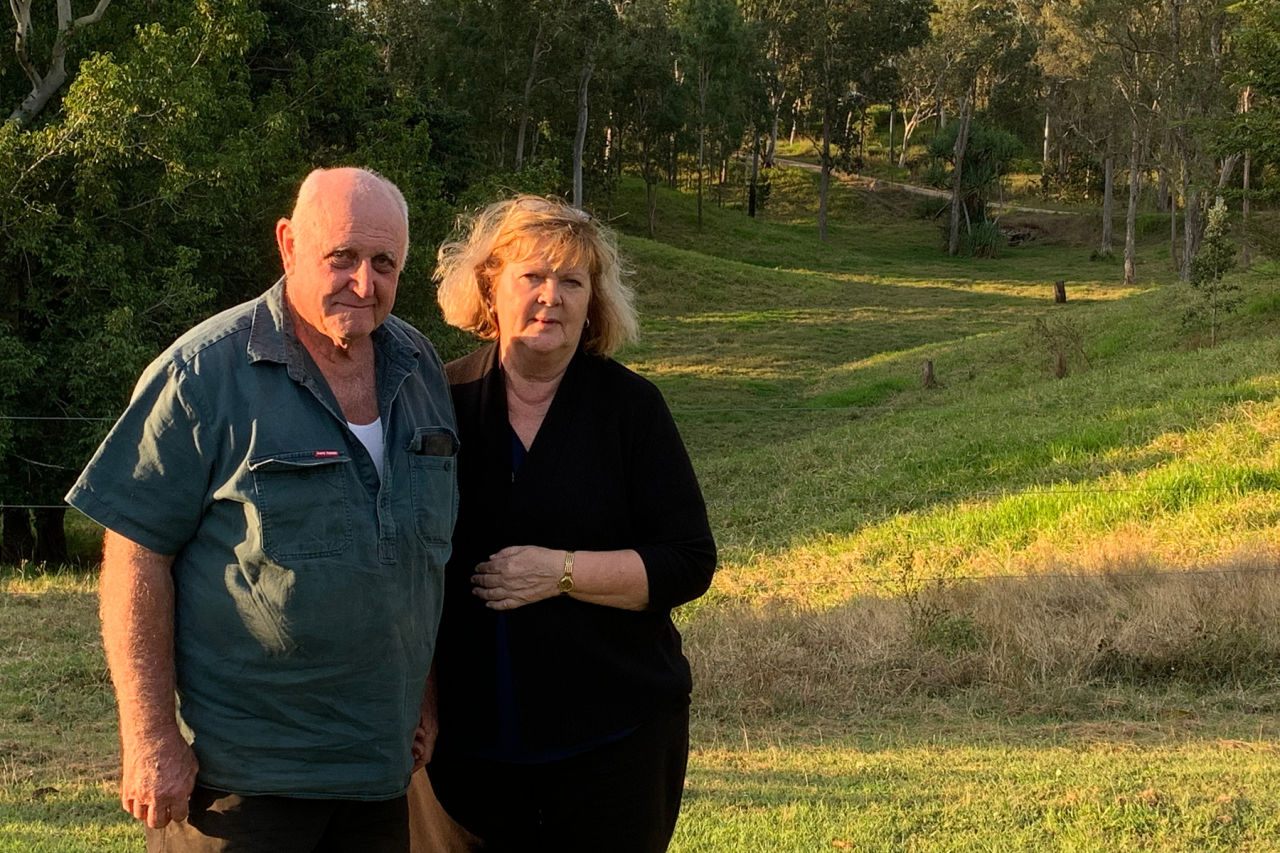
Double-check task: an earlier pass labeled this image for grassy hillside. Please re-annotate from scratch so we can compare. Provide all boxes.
[6,168,1280,851]
[608,173,1280,588]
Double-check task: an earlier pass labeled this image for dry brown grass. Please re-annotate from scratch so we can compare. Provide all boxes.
[684,545,1280,721]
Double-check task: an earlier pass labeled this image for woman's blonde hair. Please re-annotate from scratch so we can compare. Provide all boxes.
[434,195,638,356]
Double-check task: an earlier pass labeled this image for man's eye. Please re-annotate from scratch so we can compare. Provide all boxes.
[329,251,357,269]
[373,257,397,274]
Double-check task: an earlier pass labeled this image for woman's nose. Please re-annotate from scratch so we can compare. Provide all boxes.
[537,278,561,304]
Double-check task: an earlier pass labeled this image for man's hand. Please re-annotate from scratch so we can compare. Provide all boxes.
[121,729,199,828]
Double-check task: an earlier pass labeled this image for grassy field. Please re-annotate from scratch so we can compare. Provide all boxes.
[5,167,1280,850]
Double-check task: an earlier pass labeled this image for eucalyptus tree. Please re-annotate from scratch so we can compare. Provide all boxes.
[893,34,955,167]
[676,0,746,227]
[7,0,115,126]
[1162,0,1238,280]
[1036,0,1132,256]
[739,0,796,167]
[1052,0,1170,284]
[785,0,931,242]
[1220,0,1280,262]
[916,0,1038,256]
[612,0,686,236]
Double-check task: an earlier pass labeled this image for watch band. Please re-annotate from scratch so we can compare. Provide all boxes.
[557,550,576,594]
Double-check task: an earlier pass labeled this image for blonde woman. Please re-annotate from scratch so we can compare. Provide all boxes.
[412,196,716,853]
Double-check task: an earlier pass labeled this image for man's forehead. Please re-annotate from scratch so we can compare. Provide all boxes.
[303,207,407,253]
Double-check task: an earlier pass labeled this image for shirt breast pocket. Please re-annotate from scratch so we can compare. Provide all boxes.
[248,451,353,561]
[407,427,458,547]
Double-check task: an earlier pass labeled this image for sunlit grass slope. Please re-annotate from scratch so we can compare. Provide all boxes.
[605,172,1280,609]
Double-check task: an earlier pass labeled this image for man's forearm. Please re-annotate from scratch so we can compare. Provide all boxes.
[100,530,180,744]
[100,530,198,828]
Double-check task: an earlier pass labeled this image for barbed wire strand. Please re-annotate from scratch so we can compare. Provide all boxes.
[0,415,115,422]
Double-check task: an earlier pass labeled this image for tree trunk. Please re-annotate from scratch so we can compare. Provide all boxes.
[1124,124,1141,285]
[818,107,832,243]
[1,508,36,564]
[9,0,115,127]
[948,97,972,257]
[749,131,760,218]
[899,106,931,168]
[1180,146,1196,282]
[697,71,707,229]
[573,56,594,209]
[1099,155,1114,257]
[32,507,68,566]
[1242,148,1252,267]
[645,180,658,238]
[888,106,895,168]
[514,20,547,172]
[1042,111,1050,169]
[1242,86,1252,268]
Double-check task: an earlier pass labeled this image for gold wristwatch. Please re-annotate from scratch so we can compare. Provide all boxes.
[557,550,576,594]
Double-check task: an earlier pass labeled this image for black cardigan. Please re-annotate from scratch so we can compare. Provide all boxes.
[434,343,717,759]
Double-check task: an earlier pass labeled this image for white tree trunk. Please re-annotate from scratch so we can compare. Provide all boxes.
[948,96,972,257]
[1099,155,1114,257]
[1124,125,1141,285]
[9,0,114,126]
[573,56,594,209]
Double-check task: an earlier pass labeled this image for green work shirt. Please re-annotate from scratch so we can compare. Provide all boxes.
[67,280,457,799]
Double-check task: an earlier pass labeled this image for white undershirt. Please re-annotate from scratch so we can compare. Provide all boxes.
[347,418,385,481]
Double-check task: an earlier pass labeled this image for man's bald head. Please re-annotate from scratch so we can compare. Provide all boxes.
[291,168,410,259]
[276,168,411,351]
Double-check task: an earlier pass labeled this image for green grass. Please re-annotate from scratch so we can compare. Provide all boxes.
[677,716,1280,852]
[6,166,1280,849]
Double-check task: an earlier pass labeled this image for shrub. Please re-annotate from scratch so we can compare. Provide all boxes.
[964,220,1004,258]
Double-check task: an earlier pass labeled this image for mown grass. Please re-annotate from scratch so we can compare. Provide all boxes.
[677,719,1280,852]
[5,166,1280,850]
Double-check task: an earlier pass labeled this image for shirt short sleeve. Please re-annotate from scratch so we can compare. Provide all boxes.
[66,354,211,556]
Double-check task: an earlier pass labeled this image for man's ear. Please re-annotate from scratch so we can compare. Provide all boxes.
[276,218,296,276]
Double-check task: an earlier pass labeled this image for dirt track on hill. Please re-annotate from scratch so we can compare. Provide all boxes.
[772,156,1073,216]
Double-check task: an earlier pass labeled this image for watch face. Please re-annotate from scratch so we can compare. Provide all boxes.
[557,575,574,593]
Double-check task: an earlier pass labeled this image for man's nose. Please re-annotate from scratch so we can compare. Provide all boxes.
[349,260,375,298]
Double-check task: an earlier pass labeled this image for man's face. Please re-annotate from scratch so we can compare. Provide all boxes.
[276,173,408,350]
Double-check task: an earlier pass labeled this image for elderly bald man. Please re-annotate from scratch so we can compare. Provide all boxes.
[67,167,457,852]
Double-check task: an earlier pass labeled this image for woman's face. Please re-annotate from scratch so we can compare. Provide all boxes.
[491,246,592,361]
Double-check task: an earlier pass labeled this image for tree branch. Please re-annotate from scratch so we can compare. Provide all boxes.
[10,0,42,88]
[9,0,114,127]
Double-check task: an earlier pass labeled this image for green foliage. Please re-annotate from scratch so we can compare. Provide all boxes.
[963,220,1004,258]
[1184,199,1241,346]
[0,1,459,526]
[928,121,1024,224]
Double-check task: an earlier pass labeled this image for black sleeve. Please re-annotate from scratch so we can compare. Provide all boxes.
[627,383,717,611]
